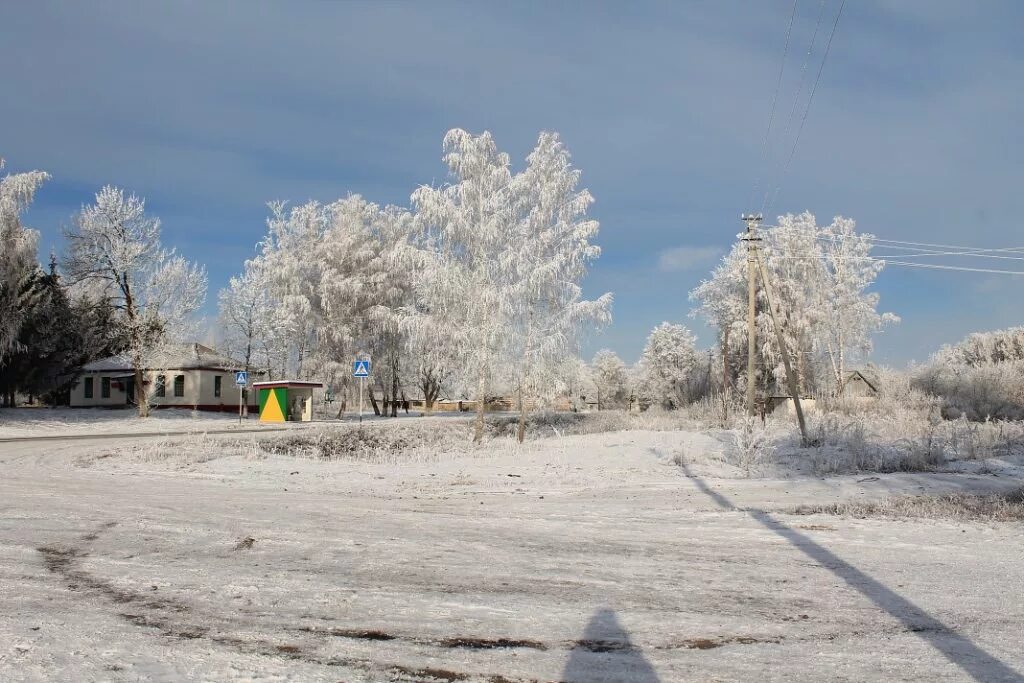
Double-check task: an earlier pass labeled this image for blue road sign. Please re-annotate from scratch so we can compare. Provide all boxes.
[352,360,371,378]
[235,371,249,386]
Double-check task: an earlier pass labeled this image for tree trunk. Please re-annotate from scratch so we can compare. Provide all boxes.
[135,366,149,417]
[390,364,399,418]
[368,386,381,416]
[722,327,730,425]
[473,372,487,444]
[516,385,526,444]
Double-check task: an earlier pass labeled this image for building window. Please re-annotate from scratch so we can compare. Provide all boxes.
[155,375,166,398]
[101,377,111,398]
[174,375,185,397]
[84,377,94,399]
[214,375,222,398]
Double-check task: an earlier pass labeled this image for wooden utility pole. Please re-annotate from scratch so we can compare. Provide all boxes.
[741,214,762,416]
[755,251,810,446]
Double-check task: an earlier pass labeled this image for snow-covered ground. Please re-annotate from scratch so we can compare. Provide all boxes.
[0,407,435,439]
[0,407,247,438]
[1,426,1023,681]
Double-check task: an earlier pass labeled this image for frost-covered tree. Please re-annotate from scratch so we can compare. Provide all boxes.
[260,200,329,379]
[505,131,611,440]
[690,242,749,405]
[940,326,1024,367]
[316,196,415,417]
[0,159,49,364]
[763,212,896,394]
[64,186,207,416]
[218,255,280,412]
[816,216,899,388]
[590,349,627,410]
[412,129,517,441]
[219,256,274,379]
[638,322,699,409]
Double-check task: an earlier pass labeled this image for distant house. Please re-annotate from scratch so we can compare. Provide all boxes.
[840,370,879,399]
[69,344,261,412]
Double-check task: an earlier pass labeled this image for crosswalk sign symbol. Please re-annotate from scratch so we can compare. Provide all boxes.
[234,371,248,386]
[352,360,371,378]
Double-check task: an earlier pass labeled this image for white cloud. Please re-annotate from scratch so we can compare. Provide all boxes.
[657,246,721,272]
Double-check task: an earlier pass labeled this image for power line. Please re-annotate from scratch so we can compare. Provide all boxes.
[748,0,800,212]
[763,0,846,217]
[759,0,828,215]
[775,248,1024,261]
[881,260,1024,276]
[765,254,1024,275]
[764,225,1024,253]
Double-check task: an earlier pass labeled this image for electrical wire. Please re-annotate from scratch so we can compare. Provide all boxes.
[758,0,828,214]
[763,225,1024,253]
[764,254,1024,275]
[763,0,847,217]
[748,0,800,212]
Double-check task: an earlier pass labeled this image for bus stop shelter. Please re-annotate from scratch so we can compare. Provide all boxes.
[253,380,323,423]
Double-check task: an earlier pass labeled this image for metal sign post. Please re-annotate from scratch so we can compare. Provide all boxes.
[352,359,371,424]
[235,371,249,424]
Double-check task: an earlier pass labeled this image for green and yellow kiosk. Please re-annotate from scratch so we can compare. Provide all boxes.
[252,380,323,423]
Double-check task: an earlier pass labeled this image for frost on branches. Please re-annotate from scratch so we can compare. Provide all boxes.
[638,322,700,410]
[590,349,628,410]
[218,128,610,435]
[0,158,49,363]
[691,211,896,400]
[413,129,610,442]
[64,186,207,416]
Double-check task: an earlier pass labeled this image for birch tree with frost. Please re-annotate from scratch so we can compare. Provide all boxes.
[260,200,329,379]
[64,186,207,416]
[505,131,611,440]
[412,129,517,442]
[638,322,699,409]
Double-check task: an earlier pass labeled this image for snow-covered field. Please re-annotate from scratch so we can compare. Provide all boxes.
[0,408,253,438]
[1,423,1023,682]
[0,407,435,439]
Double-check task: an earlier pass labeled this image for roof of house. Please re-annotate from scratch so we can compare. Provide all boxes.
[82,344,255,373]
[252,380,323,389]
[843,370,879,393]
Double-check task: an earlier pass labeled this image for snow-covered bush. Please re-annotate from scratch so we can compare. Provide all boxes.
[911,328,1024,421]
[727,416,773,477]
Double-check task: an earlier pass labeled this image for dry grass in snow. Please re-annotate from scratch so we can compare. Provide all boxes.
[790,487,1024,522]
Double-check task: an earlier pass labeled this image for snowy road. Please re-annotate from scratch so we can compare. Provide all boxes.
[1,430,1023,682]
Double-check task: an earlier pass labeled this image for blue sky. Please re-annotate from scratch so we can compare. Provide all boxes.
[2,1,1022,365]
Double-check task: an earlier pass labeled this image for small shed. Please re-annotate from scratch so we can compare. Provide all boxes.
[253,380,323,422]
[841,370,879,399]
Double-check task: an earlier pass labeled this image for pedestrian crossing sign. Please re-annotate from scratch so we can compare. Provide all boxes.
[352,360,371,377]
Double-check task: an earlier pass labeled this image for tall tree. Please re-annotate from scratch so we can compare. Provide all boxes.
[763,212,896,394]
[316,196,415,417]
[218,256,277,412]
[0,259,87,405]
[64,186,207,416]
[0,159,49,364]
[690,243,749,414]
[506,131,611,440]
[260,200,329,379]
[412,129,516,442]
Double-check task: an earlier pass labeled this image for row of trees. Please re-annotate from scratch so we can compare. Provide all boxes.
[913,326,1024,421]
[218,129,611,441]
[0,156,208,412]
[584,212,896,416]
